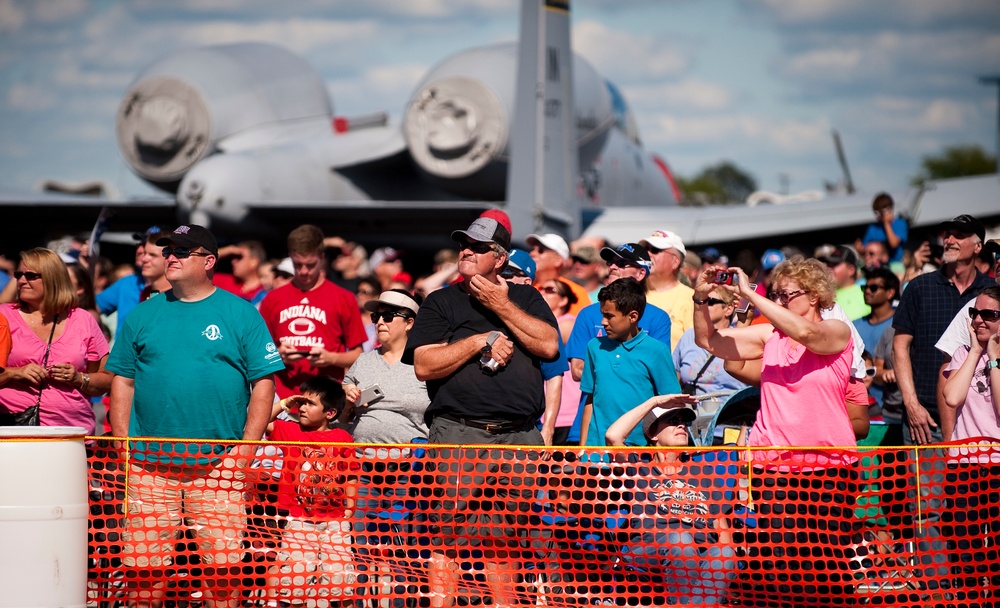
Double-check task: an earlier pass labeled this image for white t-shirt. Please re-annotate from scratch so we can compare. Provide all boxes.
[935,297,975,359]
[822,302,867,379]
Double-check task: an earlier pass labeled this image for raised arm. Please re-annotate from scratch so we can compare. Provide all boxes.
[605,394,697,446]
[466,275,558,359]
[692,268,771,361]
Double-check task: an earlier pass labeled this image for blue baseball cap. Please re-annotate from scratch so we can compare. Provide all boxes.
[761,249,785,271]
[507,249,536,281]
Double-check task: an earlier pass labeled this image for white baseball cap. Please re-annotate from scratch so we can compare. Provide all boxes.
[525,233,570,260]
[639,230,686,257]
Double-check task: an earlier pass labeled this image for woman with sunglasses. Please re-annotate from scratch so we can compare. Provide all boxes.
[341,289,429,443]
[606,393,734,605]
[0,248,112,431]
[942,286,1000,444]
[693,255,858,605]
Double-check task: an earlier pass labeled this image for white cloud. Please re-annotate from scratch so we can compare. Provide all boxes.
[625,79,733,112]
[573,19,688,81]
[180,18,380,54]
[6,83,57,110]
[32,0,87,24]
[0,0,26,32]
[645,113,831,156]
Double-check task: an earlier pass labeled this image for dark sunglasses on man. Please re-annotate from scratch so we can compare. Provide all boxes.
[161,246,212,259]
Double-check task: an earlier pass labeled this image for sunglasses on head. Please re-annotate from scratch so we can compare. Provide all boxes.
[370,311,411,324]
[500,269,527,280]
[460,241,494,255]
[161,246,211,259]
[969,307,1000,323]
[14,270,42,281]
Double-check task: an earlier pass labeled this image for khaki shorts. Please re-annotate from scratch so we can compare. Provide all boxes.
[121,463,246,568]
[271,517,356,601]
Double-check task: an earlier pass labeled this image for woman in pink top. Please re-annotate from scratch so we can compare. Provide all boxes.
[692,256,859,606]
[0,248,112,433]
[943,286,1000,456]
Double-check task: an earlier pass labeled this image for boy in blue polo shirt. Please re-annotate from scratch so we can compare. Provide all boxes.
[579,277,681,446]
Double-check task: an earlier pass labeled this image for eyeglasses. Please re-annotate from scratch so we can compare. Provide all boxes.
[968,307,1000,323]
[705,298,727,306]
[655,414,690,428]
[357,288,377,297]
[866,366,877,377]
[540,286,561,295]
[370,311,411,324]
[499,269,526,280]
[460,241,494,255]
[161,246,212,259]
[863,283,885,292]
[769,290,807,305]
[14,270,42,281]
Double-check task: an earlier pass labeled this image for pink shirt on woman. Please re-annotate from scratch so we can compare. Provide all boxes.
[0,305,109,433]
[751,327,855,464]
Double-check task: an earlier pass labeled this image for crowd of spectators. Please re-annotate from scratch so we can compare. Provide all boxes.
[1,193,999,606]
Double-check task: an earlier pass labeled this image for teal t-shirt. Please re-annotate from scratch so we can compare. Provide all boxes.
[107,288,285,446]
[580,330,681,447]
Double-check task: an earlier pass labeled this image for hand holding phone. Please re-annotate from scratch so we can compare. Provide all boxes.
[357,384,385,406]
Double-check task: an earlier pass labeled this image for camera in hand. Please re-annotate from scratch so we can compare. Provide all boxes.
[712,271,735,286]
[929,244,944,260]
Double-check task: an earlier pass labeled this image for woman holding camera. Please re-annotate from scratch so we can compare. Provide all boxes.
[341,289,429,443]
[693,256,859,606]
[672,287,747,402]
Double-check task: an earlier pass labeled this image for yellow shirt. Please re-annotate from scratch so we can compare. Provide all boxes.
[646,283,694,350]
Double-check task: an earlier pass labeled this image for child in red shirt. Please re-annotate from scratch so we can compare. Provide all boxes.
[265,376,357,606]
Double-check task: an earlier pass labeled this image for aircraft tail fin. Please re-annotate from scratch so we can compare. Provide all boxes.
[505,0,579,242]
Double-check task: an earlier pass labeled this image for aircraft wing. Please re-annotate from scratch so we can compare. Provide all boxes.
[582,191,885,248]
[0,190,174,209]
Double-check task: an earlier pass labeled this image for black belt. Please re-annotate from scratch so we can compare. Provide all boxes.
[434,414,534,435]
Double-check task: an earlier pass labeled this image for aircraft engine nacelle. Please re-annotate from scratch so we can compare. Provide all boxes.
[116,43,333,192]
[403,43,613,200]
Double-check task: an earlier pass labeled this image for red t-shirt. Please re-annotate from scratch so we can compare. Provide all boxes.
[259,279,368,398]
[268,420,355,519]
[213,273,266,303]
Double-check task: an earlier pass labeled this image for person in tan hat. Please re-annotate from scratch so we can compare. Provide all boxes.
[640,229,694,350]
[526,232,591,316]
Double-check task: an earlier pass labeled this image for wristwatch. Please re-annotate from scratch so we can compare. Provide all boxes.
[988,358,1000,370]
[692,296,709,305]
[483,331,501,354]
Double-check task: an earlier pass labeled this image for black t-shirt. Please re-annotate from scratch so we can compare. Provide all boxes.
[403,282,558,423]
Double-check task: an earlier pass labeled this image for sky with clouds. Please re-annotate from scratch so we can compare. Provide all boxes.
[1,0,998,202]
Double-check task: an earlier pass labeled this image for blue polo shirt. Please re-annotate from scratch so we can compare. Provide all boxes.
[579,330,681,446]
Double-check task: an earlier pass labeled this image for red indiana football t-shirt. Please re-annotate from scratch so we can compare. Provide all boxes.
[259,279,367,398]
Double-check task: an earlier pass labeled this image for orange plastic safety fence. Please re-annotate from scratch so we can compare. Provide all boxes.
[85,439,1000,607]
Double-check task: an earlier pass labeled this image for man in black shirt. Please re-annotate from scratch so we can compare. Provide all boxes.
[404,216,559,606]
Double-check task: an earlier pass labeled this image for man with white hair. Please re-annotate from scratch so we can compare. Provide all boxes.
[640,229,694,350]
[526,232,591,315]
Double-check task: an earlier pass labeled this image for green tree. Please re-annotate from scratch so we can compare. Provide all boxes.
[911,144,996,186]
[677,161,758,205]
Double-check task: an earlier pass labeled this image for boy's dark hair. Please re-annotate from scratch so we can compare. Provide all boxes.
[299,376,346,416]
[862,266,900,298]
[598,277,646,318]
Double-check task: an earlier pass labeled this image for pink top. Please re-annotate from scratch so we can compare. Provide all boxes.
[752,328,855,466]
[555,313,582,428]
[946,346,1000,463]
[0,305,109,433]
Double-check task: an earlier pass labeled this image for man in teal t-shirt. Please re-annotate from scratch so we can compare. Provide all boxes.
[106,225,284,605]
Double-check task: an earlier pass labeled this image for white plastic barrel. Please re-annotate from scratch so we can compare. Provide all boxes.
[0,426,88,608]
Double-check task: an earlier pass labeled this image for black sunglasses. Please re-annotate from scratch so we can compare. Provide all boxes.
[460,241,494,255]
[863,283,885,292]
[370,311,411,324]
[14,270,42,281]
[969,307,1000,323]
[500,269,527,280]
[705,297,727,306]
[161,246,212,259]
